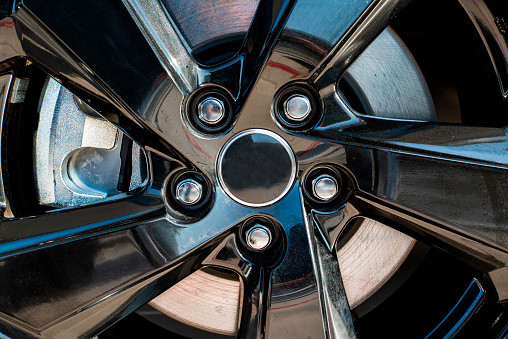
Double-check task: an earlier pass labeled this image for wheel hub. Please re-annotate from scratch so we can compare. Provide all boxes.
[217,129,296,207]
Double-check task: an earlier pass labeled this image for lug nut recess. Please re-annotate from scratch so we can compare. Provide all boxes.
[166,170,213,216]
[303,165,348,207]
[189,87,234,134]
[274,84,320,130]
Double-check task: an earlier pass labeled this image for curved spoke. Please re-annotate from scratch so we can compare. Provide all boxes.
[9,5,188,164]
[0,216,235,338]
[120,0,202,96]
[306,211,356,339]
[290,127,508,301]
[205,186,356,338]
[0,187,270,337]
[252,0,410,90]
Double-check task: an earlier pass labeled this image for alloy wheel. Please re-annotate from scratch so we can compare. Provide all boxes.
[0,0,508,338]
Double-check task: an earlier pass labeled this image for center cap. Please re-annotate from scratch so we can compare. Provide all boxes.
[218,129,296,207]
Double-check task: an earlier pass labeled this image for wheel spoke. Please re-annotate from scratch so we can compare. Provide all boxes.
[120,0,202,96]
[0,193,164,256]
[317,116,508,168]
[238,267,267,338]
[0,216,234,338]
[198,184,356,338]
[306,209,356,338]
[290,129,508,301]
[264,190,355,338]
[0,186,266,337]
[10,5,190,164]
[251,0,410,89]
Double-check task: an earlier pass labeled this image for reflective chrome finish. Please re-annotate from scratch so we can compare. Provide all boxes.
[217,129,297,207]
[305,204,356,339]
[0,74,11,210]
[198,97,225,124]
[312,203,359,251]
[175,178,202,205]
[312,174,339,201]
[458,0,508,98]
[2,0,507,337]
[246,224,272,250]
[310,0,412,88]
[284,94,312,121]
[9,77,29,103]
[121,0,201,95]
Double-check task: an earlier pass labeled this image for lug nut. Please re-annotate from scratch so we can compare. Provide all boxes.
[246,225,272,250]
[198,97,225,124]
[284,94,312,121]
[312,174,339,201]
[175,178,203,205]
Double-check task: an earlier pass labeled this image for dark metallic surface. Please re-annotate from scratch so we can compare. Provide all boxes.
[0,0,507,337]
[425,279,485,338]
[458,0,508,98]
[218,129,296,206]
[306,210,356,338]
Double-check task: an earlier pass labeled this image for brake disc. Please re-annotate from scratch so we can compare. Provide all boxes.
[146,25,434,335]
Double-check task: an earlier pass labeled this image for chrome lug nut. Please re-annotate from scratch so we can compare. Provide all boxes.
[175,178,203,205]
[246,225,272,250]
[284,94,312,121]
[198,97,225,124]
[312,174,339,201]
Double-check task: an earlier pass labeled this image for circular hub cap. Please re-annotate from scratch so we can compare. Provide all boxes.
[218,129,296,207]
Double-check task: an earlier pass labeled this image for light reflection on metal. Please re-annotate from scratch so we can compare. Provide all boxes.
[0,74,11,210]
[458,0,508,98]
[304,200,357,339]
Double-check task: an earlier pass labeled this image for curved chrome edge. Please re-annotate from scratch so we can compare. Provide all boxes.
[458,0,508,98]
[217,128,297,208]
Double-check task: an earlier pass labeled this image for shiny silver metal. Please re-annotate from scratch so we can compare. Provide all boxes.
[175,178,203,205]
[284,94,312,121]
[121,0,202,95]
[3,0,507,338]
[304,202,356,339]
[312,174,339,201]
[198,97,225,124]
[9,77,29,103]
[0,74,11,211]
[246,224,272,250]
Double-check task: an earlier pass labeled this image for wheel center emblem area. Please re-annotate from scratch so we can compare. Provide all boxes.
[217,129,296,207]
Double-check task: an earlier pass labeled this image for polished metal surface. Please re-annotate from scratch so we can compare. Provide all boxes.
[121,0,201,95]
[175,178,202,205]
[1,0,508,338]
[458,0,508,98]
[9,77,28,103]
[246,225,272,250]
[284,94,312,121]
[0,74,10,210]
[217,129,297,207]
[198,97,224,124]
[312,174,339,201]
[305,206,356,339]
